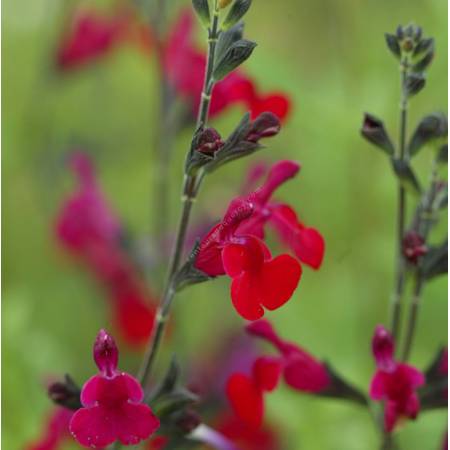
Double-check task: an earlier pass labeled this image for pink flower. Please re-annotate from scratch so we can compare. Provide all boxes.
[163,9,291,121]
[70,330,160,448]
[238,160,325,270]
[226,356,282,429]
[195,198,302,320]
[57,6,133,71]
[25,408,73,450]
[55,152,157,346]
[246,319,330,393]
[369,325,425,432]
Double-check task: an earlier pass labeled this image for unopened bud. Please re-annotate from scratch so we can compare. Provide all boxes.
[48,375,82,410]
[246,112,281,143]
[403,231,428,264]
[196,128,223,155]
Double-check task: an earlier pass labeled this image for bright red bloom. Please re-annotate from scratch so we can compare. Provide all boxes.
[214,412,280,450]
[70,330,160,448]
[238,160,325,269]
[246,319,330,393]
[195,199,302,320]
[57,6,133,71]
[226,357,282,429]
[369,325,425,432]
[25,408,73,450]
[163,9,291,121]
[55,152,157,346]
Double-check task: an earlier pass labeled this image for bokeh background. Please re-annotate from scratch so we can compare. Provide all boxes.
[2,0,448,449]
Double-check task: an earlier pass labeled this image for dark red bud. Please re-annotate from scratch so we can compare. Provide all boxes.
[48,375,82,410]
[402,231,428,264]
[174,408,201,433]
[196,128,223,155]
[246,112,281,143]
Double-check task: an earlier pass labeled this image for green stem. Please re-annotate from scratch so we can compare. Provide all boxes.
[401,275,424,361]
[137,0,221,389]
[390,57,409,343]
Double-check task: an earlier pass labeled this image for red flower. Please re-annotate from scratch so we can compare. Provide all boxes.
[25,408,73,450]
[246,319,330,393]
[163,9,291,121]
[214,412,280,450]
[226,356,282,429]
[195,198,302,320]
[55,152,157,346]
[70,330,160,448]
[238,160,325,269]
[57,6,133,71]
[369,325,425,432]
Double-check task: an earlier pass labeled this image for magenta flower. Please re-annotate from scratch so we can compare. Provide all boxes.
[246,319,330,393]
[238,160,325,270]
[70,330,160,448]
[369,325,425,432]
[195,198,302,320]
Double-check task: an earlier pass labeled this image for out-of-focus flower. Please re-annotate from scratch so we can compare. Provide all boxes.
[195,198,302,320]
[402,230,428,264]
[213,412,280,450]
[55,152,157,346]
[238,160,325,270]
[56,5,136,71]
[372,324,396,373]
[246,319,330,393]
[226,356,282,429]
[70,330,160,448]
[369,325,425,432]
[163,9,291,121]
[25,408,73,450]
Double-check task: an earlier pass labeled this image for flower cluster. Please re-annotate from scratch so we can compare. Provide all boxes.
[55,152,157,346]
[226,319,330,428]
[196,160,324,320]
[70,330,160,448]
[369,325,425,432]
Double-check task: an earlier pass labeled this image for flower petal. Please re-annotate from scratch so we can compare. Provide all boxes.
[115,403,160,445]
[230,272,265,321]
[252,356,283,392]
[259,254,302,311]
[70,406,116,448]
[226,374,264,429]
[369,371,386,400]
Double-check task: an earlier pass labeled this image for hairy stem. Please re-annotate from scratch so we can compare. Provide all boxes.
[137,0,220,389]
[389,57,409,343]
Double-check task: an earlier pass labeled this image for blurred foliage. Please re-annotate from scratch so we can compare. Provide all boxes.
[2,0,447,449]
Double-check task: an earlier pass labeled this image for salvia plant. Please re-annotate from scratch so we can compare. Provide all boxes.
[22,2,447,450]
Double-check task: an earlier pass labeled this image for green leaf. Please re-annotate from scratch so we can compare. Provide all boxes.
[408,113,448,156]
[391,159,421,195]
[215,21,244,65]
[405,73,426,97]
[384,33,400,58]
[420,240,448,280]
[213,39,257,81]
[223,0,252,29]
[192,0,210,27]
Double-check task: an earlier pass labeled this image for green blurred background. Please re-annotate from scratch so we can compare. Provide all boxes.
[2,0,448,449]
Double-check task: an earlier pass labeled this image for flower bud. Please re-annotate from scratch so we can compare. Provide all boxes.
[372,325,396,373]
[48,375,82,410]
[402,231,428,265]
[173,408,201,433]
[361,113,395,155]
[246,112,281,143]
[93,329,118,377]
[196,128,223,155]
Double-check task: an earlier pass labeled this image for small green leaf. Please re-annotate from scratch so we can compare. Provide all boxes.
[408,113,448,156]
[420,240,448,280]
[391,159,421,195]
[384,33,400,58]
[413,49,434,72]
[215,21,244,65]
[223,0,252,29]
[192,0,210,27]
[405,73,426,97]
[213,39,257,81]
